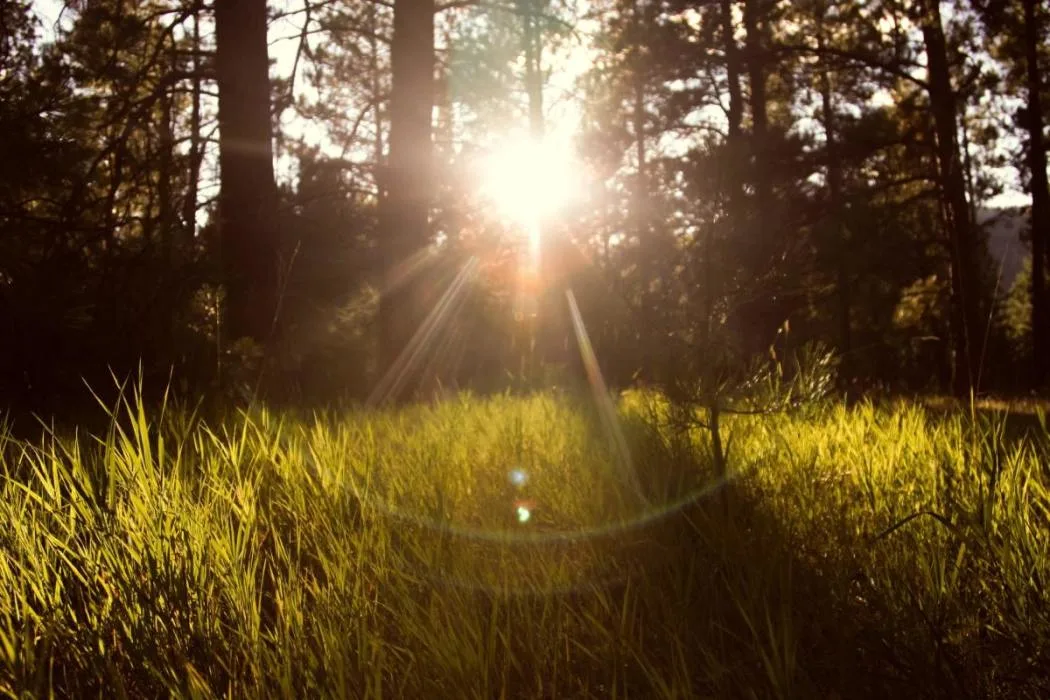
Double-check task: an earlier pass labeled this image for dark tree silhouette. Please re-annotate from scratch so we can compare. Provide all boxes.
[0,0,1046,410]
[1020,0,1049,388]
[215,0,282,345]
[916,0,986,395]
[378,0,436,393]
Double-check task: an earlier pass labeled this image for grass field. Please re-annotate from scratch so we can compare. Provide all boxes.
[1,389,1048,698]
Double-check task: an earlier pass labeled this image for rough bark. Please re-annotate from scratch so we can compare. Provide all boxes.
[215,0,282,344]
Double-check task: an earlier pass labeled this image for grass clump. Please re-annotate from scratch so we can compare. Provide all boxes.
[0,388,1048,698]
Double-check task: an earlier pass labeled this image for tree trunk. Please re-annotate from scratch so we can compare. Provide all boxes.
[721,0,743,145]
[743,0,768,163]
[519,0,556,384]
[741,0,775,353]
[816,4,851,379]
[1022,0,1049,389]
[378,0,435,396]
[158,37,175,260]
[917,0,983,396]
[182,6,203,250]
[718,0,743,345]
[632,33,646,218]
[960,111,979,227]
[522,0,544,139]
[632,0,656,363]
[369,0,384,182]
[158,36,178,357]
[215,0,281,344]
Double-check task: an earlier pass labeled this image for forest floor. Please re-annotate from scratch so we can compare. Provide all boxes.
[1,390,1048,698]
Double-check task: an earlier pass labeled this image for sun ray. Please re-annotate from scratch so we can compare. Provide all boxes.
[566,289,647,504]
[367,257,479,406]
[379,245,439,297]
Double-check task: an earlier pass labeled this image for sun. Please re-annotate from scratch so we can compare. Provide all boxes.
[477,135,583,230]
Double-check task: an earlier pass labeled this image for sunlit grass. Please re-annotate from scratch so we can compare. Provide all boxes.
[0,389,1048,697]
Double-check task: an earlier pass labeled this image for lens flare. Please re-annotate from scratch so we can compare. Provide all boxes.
[566,289,647,504]
[513,498,536,524]
[478,135,582,227]
[367,257,478,406]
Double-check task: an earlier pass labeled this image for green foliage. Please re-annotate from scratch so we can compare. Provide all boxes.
[1,390,1048,697]
[1003,256,1040,346]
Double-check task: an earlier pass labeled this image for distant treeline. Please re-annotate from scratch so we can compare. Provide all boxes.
[1,0,1048,415]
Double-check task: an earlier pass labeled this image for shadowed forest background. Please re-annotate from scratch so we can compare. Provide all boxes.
[1,0,1048,411]
[1,0,1050,697]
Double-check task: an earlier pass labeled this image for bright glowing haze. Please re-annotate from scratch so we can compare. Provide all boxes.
[478,135,584,228]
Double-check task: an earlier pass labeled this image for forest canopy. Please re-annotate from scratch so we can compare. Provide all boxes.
[1,0,1048,412]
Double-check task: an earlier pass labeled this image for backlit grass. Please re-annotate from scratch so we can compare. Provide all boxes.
[1,389,1048,697]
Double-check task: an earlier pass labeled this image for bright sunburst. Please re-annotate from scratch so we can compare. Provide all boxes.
[478,135,583,230]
